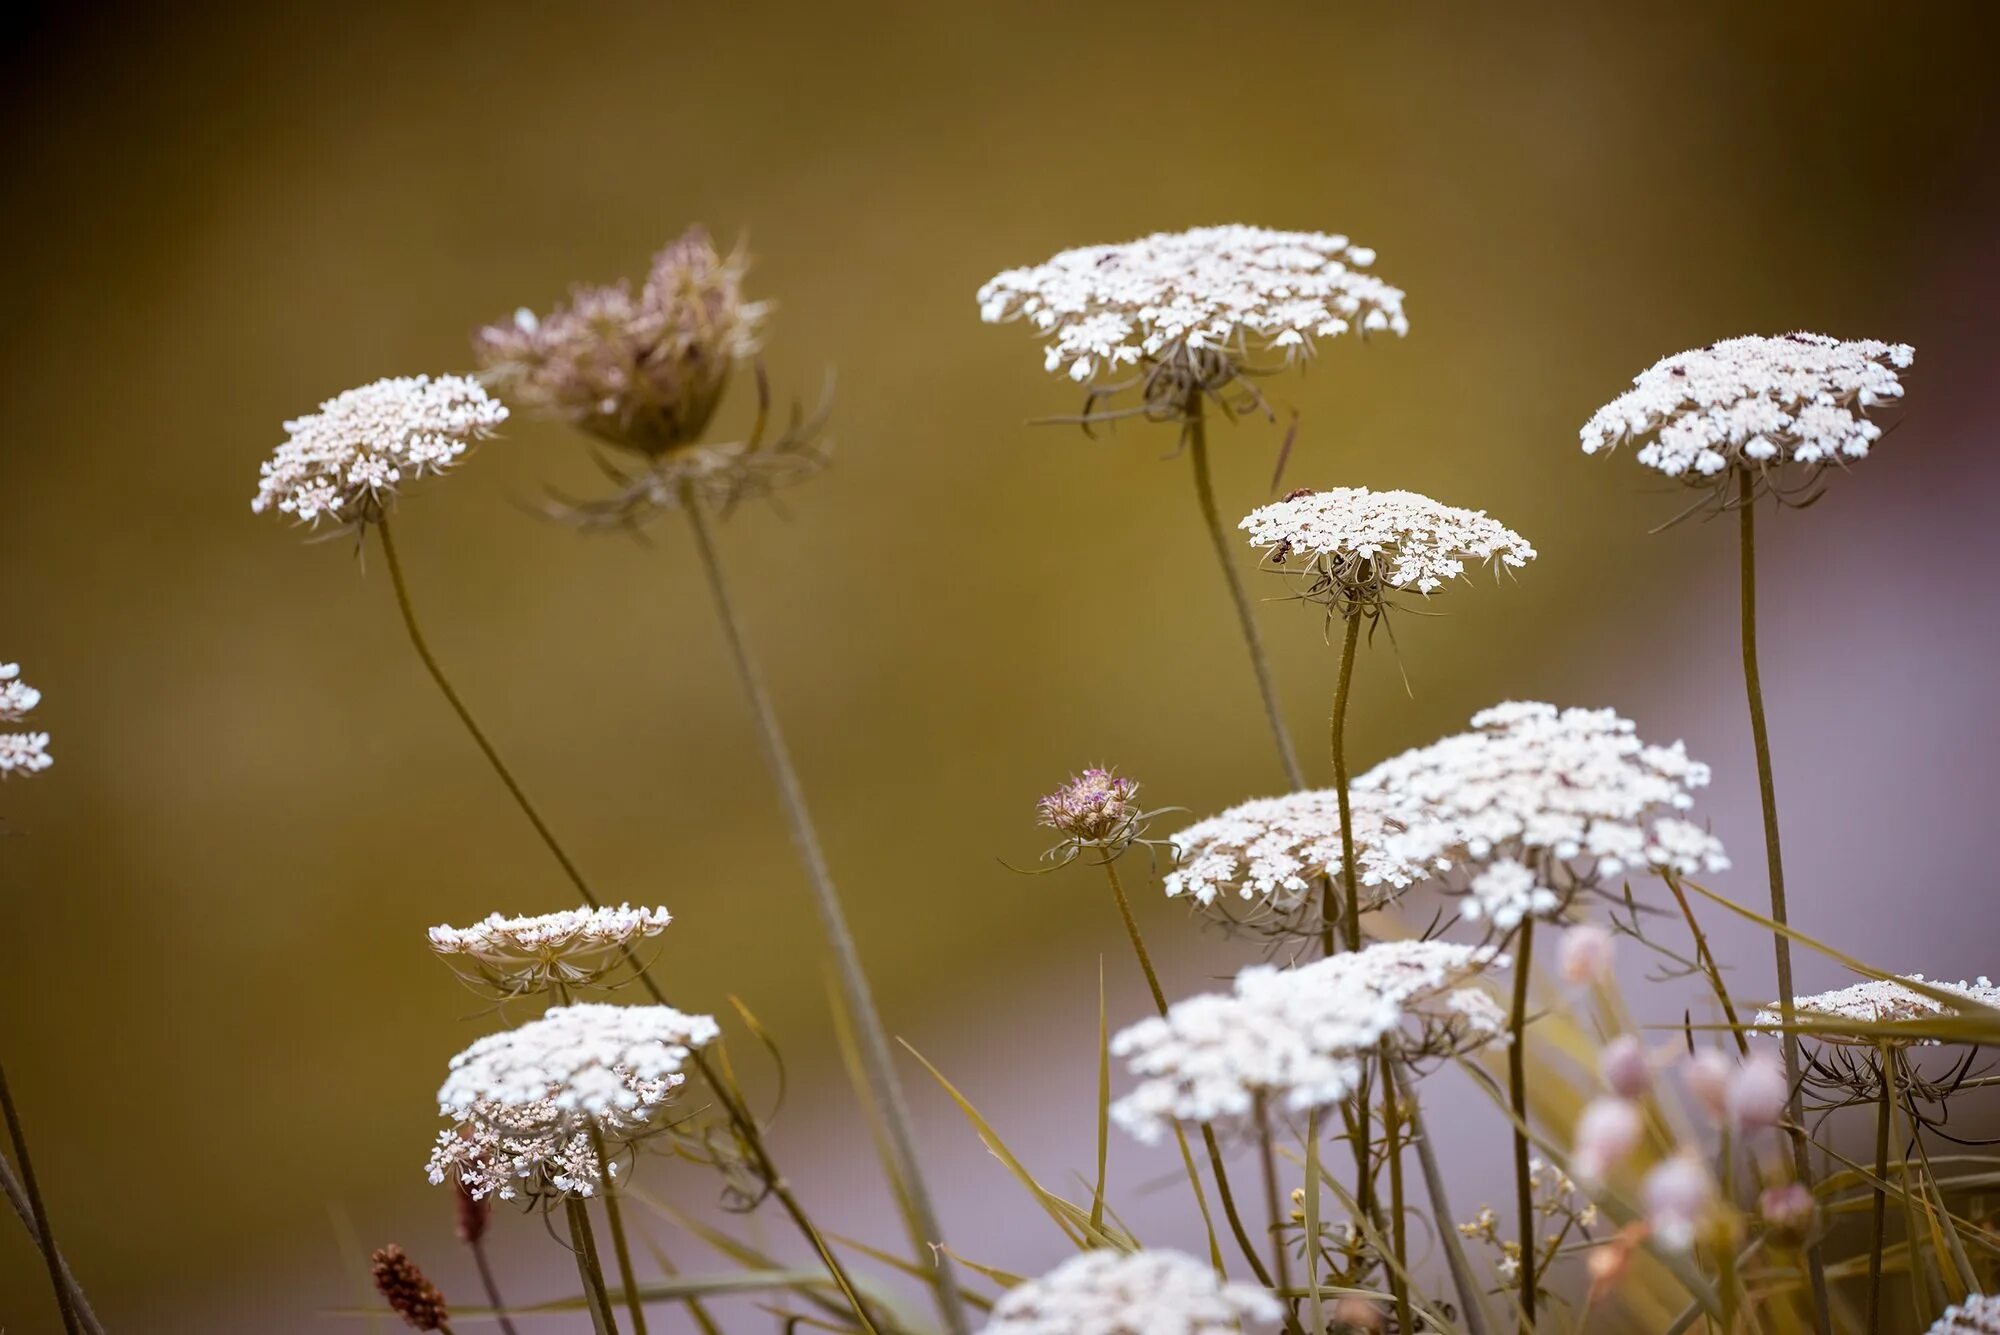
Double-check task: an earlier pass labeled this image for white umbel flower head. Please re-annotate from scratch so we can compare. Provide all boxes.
[1753,975,2000,1047]
[983,1249,1283,1335]
[0,663,51,778]
[1241,486,1535,613]
[1352,702,1730,930]
[253,374,507,527]
[438,1002,717,1118]
[1580,333,1913,492]
[978,225,1405,416]
[1163,788,1454,939]
[428,904,673,997]
[1928,1295,2000,1334]
[1111,941,1504,1142]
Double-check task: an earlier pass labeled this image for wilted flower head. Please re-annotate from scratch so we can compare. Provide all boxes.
[1352,702,1730,930]
[1111,941,1504,1142]
[371,1244,449,1332]
[476,228,766,458]
[978,224,1405,421]
[428,1003,717,1200]
[984,1249,1282,1334]
[1928,1295,2000,1334]
[1753,974,2000,1047]
[428,904,673,997]
[252,375,506,528]
[0,663,51,778]
[1241,487,1535,617]
[1581,332,1913,498]
[1163,787,1454,939]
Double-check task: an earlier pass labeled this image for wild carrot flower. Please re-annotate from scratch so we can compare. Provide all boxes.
[1929,1295,2000,1333]
[1351,702,1730,930]
[983,1248,1283,1334]
[1240,486,1535,618]
[1752,975,2000,1045]
[1580,332,1913,499]
[1163,788,1452,939]
[0,663,51,777]
[1111,941,1504,1141]
[372,1245,449,1332]
[427,904,673,997]
[977,225,1406,420]
[427,1003,717,1200]
[251,375,507,528]
[1034,767,1172,866]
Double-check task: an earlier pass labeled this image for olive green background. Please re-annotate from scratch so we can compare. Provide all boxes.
[2,2,1997,1329]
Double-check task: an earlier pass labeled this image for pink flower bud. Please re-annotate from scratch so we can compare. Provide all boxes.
[1572,1096,1644,1183]
[1683,1048,1733,1124]
[1558,925,1616,986]
[1758,1183,1816,1243]
[1642,1153,1715,1251]
[1599,1035,1652,1099]
[1727,1052,1790,1133]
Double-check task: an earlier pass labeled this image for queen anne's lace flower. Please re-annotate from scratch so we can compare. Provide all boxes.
[1929,1295,2000,1334]
[1111,941,1504,1142]
[428,904,673,996]
[1352,702,1729,930]
[1163,788,1453,937]
[1580,333,1913,487]
[978,225,1406,393]
[1240,487,1535,598]
[1038,768,1143,844]
[1753,975,2000,1046]
[983,1249,1282,1335]
[0,663,51,778]
[253,375,507,527]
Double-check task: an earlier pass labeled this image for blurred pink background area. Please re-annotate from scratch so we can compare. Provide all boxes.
[1,2,1997,1330]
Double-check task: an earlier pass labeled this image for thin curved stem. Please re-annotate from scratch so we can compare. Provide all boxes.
[1100,858,1272,1289]
[376,516,875,1332]
[1186,395,1305,792]
[681,487,968,1335]
[468,1234,523,1335]
[0,1059,81,1335]
[1508,919,1537,1332]
[566,1196,620,1335]
[1378,1042,1412,1335]
[1328,610,1363,955]
[1737,477,1831,1331]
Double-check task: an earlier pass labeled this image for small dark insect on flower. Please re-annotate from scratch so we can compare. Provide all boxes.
[1269,539,1292,566]
[1282,487,1317,501]
[372,1244,450,1332]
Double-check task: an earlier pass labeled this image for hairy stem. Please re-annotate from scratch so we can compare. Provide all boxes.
[1186,394,1305,791]
[0,1059,80,1335]
[1328,609,1363,955]
[1100,859,1274,1289]
[377,516,870,1331]
[566,1196,620,1335]
[1737,477,1830,1330]
[681,487,968,1335]
[1868,1045,1892,1333]
[1378,1042,1412,1335]
[1509,919,1537,1331]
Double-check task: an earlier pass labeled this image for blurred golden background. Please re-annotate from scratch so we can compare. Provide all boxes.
[3,2,1998,1329]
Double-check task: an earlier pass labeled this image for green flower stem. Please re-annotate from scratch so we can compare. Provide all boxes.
[1508,919,1537,1332]
[375,516,875,1334]
[1397,1069,1492,1335]
[681,486,968,1335]
[590,1128,650,1335]
[1328,609,1363,955]
[1254,1097,1296,1304]
[1100,858,1275,1291]
[1186,393,1306,792]
[0,1059,81,1335]
[1378,1041,1412,1335]
[566,1195,620,1335]
[1736,474,1830,1331]
[1868,1044,1892,1332]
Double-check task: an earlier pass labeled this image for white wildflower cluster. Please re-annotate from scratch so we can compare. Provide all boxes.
[1163,788,1453,936]
[1929,1295,2000,1334]
[1352,702,1729,930]
[982,1249,1282,1335]
[427,1069,680,1200]
[1580,332,1913,484]
[1754,975,2000,1046]
[977,225,1407,385]
[428,903,673,996]
[0,663,51,778]
[1111,941,1504,1142]
[1240,487,1536,597]
[252,375,508,526]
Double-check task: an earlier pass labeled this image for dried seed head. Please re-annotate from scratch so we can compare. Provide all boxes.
[371,1245,449,1331]
[475,227,766,458]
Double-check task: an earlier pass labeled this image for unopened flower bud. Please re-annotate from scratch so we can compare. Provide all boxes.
[1037,768,1143,847]
[1642,1154,1716,1252]
[1599,1035,1652,1099]
[1332,1295,1388,1331]
[1758,1182,1816,1244]
[1572,1096,1644,1184]
[1559,924,1616,987]
[1683,1047,1733,1124]
[1727,1052,1790,1133]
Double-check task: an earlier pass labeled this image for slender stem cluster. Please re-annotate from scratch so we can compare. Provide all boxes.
[0,1059,81,1335]
[1508,919,1537,1331]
